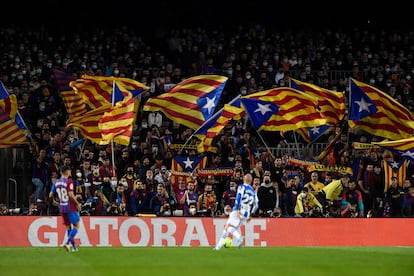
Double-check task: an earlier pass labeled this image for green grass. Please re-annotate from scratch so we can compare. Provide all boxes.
[1,247,413,276]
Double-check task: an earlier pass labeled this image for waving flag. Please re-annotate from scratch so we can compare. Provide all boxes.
[194,96,245,153]
[289,125,333,144]
[99,82,140,146]
[66,106,108,144]
[52,69,76,92]
[290,78,346,124]
[61,91,88,117]
[143,75,227,130]
[53,69,88,116]
[373,137,414,162]
[0,106,28,147]
[240,87,326,131]
[0,82,29,147]
[348,78,414,140]
[290,78,345,143]
[70,75,149,109]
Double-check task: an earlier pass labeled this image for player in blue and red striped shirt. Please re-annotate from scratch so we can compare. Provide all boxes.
[49,165,81,252]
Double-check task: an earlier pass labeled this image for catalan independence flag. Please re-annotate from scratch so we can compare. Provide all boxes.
[70,75,149,109]
[348,78,414,140]
[289,78,345,143]
[99,82,141,146]
[52,69,76,92]
[194,96,245,153]
[66,106,108,145]
[0,82,29,147]
[60,90,88,117]
[383,159,407,192]
[240,87,326,131]
[0,106,28,148]
[373,137,414,162]
[290,78,346,124]
[170,154,207,190]
[143,75,227,130]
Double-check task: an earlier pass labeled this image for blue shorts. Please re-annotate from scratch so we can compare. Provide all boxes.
[62,211,80,226]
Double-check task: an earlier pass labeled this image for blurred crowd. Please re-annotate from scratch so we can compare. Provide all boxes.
[1,22,414,218]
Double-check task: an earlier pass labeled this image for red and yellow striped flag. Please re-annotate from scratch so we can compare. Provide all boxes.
[143,75,227,130]
[99,83,139,146]
[241,87,326,131]
[70,75,148,109]
[349,78,414,140]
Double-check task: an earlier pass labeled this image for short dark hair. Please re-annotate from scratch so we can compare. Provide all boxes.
[60,165,71,174]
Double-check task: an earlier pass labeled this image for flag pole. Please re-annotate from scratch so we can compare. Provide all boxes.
[288,77,302,158]
[111,80,116,176]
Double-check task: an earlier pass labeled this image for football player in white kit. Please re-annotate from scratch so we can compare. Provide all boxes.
[214,173,259,250]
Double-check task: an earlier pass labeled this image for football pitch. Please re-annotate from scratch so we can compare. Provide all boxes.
[0,246,413,276]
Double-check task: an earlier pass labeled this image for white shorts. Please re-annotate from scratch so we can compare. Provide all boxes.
[226,210,246,229]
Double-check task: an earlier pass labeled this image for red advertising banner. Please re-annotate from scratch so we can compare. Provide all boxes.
[0,217,413,247]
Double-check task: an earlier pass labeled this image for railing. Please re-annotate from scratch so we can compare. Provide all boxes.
[268,143,328,159]
[7,178,18,209]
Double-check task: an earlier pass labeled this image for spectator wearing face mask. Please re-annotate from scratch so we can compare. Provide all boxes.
[257,173,278,217]
[221,179,238,214]
[122,164,140,192]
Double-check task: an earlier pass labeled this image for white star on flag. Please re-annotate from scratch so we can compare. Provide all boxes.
[401,151,414,160]
[355,97,373,113]
[254,103,272,115]
[202,95,217,115]
[390,161,400,169]
[183,157,194,169]
[310,126,320,135]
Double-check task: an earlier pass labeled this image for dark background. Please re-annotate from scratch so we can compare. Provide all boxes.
[3,1,411,33]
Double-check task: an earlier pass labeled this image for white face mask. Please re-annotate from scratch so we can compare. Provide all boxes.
[76,172,82,178]
[301,192,307,198]
[230,186,236,192]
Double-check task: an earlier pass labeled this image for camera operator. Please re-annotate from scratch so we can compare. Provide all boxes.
[294,187,323,217]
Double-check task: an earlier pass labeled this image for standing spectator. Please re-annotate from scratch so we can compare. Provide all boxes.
[32,149,49,203]
[304,171,325,196]
[402,186,414,217]
[122,164,140,192]
[184,180,199,216]
[257,173,278,217]
[197,183,217,217]
[109,183,130,216]
[150,184,170,216]
[341,180,365,217]
[220,178,238,214]
[269,157,285,195]
[385,176,404,217]
[130,181,154,216]
[174,179,188,215]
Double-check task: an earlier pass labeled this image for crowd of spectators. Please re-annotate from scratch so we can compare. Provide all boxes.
[1,21,414,218]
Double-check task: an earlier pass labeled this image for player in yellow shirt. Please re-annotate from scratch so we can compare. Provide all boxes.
[316,174,351,216]
[294,187,323,217]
